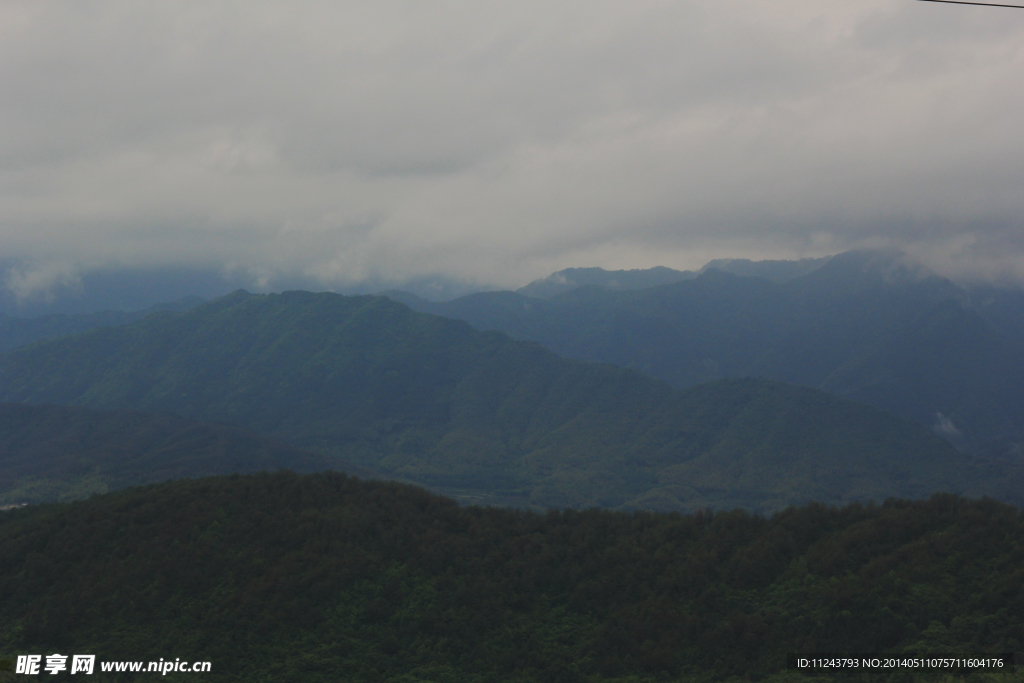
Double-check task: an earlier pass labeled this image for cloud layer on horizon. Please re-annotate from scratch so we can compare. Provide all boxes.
[2,0,1024,296]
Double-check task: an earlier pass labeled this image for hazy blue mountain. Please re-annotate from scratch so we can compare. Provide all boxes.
[512,256,830,301]
[517,266,696,299]
[0,289,1004,512]
[0,296,206,353]
[392,250,1024,458]
[967,282,1024,341]
[365,273,501,301]
[0,263,245,317]
[0,261,497,320]
[0,402,369,505]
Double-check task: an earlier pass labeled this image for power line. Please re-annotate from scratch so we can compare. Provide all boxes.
[915,0,1024,7]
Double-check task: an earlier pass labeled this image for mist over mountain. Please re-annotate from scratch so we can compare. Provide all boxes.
[0,296,206,353]
[516,266,697,299]
[0,288,1005,513]
[393,249,1024,459]
[698,255,833,283]
[0,255,832,323]
[0,261,493,319]
[0,263,239,317]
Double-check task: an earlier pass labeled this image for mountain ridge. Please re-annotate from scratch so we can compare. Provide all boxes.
[392,250,1024,458]
[0,288,1013,512]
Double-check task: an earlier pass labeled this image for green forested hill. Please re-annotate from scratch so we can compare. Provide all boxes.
[0,472,1021,682]
[395,250,1024,458]
[0,289,1008,512]
[0,402,368,505]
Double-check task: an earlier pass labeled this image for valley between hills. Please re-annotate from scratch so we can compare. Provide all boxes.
[1,262,1020,513]
[1,250,1022,682]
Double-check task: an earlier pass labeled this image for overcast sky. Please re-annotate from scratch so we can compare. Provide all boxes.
[2,0,1024,298]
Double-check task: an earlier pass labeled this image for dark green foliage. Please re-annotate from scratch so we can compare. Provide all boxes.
[399,250,1024,458]
[0,403,370,505]
[0,290,1006,512]
[0,472,1021,682]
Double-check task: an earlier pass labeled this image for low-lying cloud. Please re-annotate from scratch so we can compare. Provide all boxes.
[2,0,1023,298]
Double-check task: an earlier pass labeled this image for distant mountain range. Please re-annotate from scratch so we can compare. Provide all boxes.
[511,256,832,299]
[0,288,1015,512]
[391,249,1024,459]
[515,266,698,299]
[0,255,832,352]
[0,296,206,353]
[0,261,492,317]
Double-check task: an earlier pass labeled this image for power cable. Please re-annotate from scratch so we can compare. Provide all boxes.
[915,0,1024,8]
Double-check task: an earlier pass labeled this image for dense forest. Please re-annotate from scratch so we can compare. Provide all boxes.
[0,289,1013,512]
[0,472,1021,682]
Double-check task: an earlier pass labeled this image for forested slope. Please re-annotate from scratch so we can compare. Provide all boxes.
[0,472,1021,682]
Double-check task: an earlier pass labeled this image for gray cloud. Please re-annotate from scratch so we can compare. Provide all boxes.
[2,0,1024,297]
